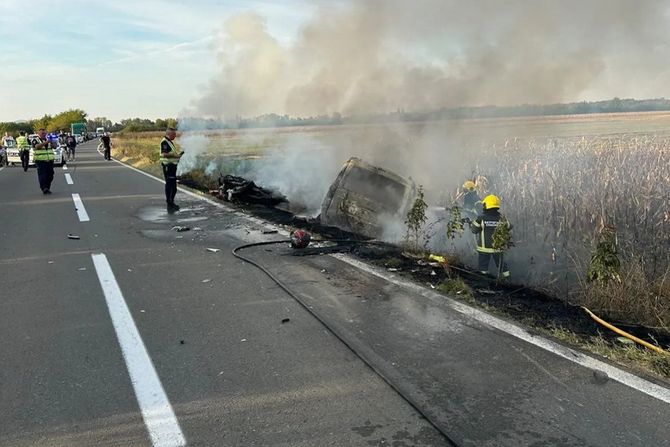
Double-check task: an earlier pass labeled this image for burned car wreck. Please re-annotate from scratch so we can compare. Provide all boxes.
[320,158,418,239]
[213,158,417,240]
[218,175,287,206]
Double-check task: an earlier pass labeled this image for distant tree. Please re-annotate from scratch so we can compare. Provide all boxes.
[47,109,87,133]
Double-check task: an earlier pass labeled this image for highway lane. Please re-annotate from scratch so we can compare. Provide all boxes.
[0,142,448,446]
[1,140,669,446]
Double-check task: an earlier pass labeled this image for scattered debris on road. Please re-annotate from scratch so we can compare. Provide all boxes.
[281,318,290,324]
[67,234,80,240]
[77,267,86,271]
[206,248,221,253]
[202,278,212,283]
[171,226,191,232]
[262,229,279,234]
[218,175,286,206]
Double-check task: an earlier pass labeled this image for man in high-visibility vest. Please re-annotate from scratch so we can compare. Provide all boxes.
[16,131,31,171]
[160,127,183,212]
[31,128,55,194]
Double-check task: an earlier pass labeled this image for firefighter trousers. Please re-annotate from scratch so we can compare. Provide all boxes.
[478,252,510,278]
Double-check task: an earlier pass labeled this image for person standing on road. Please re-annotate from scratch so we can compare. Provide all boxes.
[16,131,31,171]
[66,133,77,161]
[160,127,183,212]
[31,128,55,194]
[100,132,112,160]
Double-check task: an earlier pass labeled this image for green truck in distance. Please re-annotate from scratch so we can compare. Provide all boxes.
[70,122,86,136]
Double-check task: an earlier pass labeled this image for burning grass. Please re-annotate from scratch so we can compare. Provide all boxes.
[461,134,670,330]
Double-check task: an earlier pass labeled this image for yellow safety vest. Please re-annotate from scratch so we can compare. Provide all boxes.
[33,138,55,162]
[16,136,30,149]
[159,137,179,165]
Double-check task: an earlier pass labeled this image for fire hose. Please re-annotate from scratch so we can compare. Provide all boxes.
[581,307,667,355]
[232,238,461,447]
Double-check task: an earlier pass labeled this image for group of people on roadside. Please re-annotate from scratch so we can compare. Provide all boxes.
[0,128,115,194]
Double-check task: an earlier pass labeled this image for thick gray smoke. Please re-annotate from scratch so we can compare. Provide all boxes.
[180,0,670,289]
[191,0,669,118]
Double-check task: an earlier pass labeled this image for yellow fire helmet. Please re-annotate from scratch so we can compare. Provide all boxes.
[463,180,476,190]
[482,194,501,210]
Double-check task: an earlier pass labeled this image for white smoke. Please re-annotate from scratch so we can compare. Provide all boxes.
[248,135,342,216]
[176,134,209,175]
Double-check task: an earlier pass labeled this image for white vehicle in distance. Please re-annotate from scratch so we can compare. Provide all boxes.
[0,137,21,166]
[96,126,105,137]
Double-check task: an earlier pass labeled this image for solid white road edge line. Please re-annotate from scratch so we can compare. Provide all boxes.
[71,193,90,222]
[332,253,670,405]
[91,253,186,447]
[109,148,670,404]
[65,173,73,185]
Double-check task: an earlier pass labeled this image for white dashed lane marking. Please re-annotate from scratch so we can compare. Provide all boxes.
[71,193,90,222]
[91,254,186,447]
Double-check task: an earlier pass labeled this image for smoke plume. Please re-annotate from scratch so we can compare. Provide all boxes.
[191,0,669,119]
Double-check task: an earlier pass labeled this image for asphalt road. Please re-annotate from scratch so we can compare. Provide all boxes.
[0,141,668,447]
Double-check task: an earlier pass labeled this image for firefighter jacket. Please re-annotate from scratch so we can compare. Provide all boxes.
[462,190,481,218]
[159,137,179,165]
[470,209,511,253]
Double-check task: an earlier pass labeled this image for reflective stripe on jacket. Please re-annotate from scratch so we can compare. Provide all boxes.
[32,138,55,161]
[470,209,510,253]
[159,137,179,165]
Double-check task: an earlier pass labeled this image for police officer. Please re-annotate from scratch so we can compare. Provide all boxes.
[160,127,183,212]
[16,131,31,171]
[470,194,511,278]
[31,128,55,194]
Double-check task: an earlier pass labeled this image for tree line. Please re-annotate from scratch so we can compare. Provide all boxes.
[3,97,670,136]
[0,109,177,136]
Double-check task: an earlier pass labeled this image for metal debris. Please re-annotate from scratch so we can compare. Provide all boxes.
[67,234,80,240]
[206,248,221,253]
[172,226,191,232]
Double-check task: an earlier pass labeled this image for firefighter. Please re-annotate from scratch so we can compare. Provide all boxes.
[159,127,183,212]
[16,131,30,171]
[31,128,55,194]
[461,180,481,221]
[470,194,511,278]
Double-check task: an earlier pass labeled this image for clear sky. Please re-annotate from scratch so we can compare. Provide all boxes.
[0,0,316,122]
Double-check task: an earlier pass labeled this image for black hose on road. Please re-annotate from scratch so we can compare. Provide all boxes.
[232,239,461,447]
